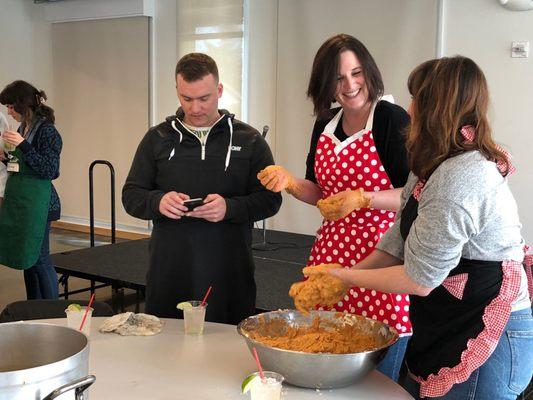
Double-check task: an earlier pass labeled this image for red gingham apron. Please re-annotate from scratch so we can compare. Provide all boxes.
[308,105,412,336]
[403,181,526,398]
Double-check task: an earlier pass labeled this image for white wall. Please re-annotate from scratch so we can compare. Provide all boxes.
[51,17,150,232]
[152,0,178,123]
[0,0,53,115]
[444,0,533,242]
[245,0,278,150]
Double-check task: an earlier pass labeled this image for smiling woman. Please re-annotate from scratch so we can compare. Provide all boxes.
[257,33,412,383]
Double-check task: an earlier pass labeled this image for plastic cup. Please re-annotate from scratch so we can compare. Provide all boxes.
[249,371,284,400]
[183,301,207,335]
[65,306,93,336]
[3,141,15,152]
[2,123,16,152]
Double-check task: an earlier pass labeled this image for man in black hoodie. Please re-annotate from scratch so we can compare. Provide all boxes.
[122,53,282,324]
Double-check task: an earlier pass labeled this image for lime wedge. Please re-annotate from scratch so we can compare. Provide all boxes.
[241,374,259,394]
[176,301,193,310]
[67,303,82,312]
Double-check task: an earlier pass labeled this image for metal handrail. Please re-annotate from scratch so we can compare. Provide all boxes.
[89,160,116,247]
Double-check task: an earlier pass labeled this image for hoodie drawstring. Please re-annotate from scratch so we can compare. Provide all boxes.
[171,120,184,143]
[225,118,233,171]
[170,120,183,160]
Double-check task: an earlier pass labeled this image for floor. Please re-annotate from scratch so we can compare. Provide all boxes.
[0,228,140,313]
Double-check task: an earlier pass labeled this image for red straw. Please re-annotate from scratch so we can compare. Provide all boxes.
[200,286,212,307]
[252,347,265,381]
[79,293,95,331]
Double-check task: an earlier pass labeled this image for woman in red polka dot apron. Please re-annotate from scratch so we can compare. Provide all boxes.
[307,100,412,382]
[257,34,412,382]
[309,104,411,331]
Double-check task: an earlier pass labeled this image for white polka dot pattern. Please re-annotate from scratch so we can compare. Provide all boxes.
[310,129,412,334]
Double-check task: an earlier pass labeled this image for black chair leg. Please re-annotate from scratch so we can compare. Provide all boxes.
[111,285,125,313]
[135,290,141,313]
[58,274,70,299]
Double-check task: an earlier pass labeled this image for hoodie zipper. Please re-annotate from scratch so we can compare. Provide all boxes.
[176,114,225,161]
[200,136,206,160]
[170,113,233,170]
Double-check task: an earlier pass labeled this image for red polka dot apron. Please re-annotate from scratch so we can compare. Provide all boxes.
[308,105,412,335]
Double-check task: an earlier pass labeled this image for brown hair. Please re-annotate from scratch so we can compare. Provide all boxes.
[406,56,510,180]
[0,80,55,124]
[307,34,384,118]
[175,53,219,82]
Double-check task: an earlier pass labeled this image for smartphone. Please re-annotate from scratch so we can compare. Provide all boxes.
[183,198,204,211]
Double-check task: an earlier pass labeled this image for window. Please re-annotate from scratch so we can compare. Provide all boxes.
[177,0,244,118]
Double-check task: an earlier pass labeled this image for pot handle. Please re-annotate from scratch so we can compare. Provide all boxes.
[43,375,96,400]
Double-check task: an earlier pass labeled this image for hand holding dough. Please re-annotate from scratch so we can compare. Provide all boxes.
[317,188,371,221]
[289,263,348,314]
[257,165,299,194]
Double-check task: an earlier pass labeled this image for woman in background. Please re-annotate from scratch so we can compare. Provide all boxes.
[0,111,8,208]
[0,80,62,299]
[329,56,533,399]
[258,34,411,381]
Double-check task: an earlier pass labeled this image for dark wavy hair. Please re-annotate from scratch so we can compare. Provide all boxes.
[0,80,55,124]
[407,56,510,179]
[307,34,384,118]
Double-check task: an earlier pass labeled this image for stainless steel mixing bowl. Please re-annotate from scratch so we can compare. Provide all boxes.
[237,309,398,389]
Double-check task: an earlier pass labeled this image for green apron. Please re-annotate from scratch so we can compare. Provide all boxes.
[0,147,51,269]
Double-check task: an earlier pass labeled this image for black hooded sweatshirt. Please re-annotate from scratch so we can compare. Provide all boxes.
[122,109,282,324]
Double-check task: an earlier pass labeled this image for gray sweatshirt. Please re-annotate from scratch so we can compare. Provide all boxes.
[377,151,529,310]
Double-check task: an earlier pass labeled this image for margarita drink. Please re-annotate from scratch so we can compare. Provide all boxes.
[183,301,207,335]
[249,372,283,400]
[65,306,93,336]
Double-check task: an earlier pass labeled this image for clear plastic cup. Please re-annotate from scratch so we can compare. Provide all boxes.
[3,140,15,153]
[2,122,16,152]
[65,306,93,336]
[183,301,207,335]
[248,371,284,400]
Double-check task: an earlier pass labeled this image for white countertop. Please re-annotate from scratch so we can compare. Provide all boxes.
[37,317,413,400]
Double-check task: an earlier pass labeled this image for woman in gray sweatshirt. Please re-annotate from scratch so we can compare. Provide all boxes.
[328,56,533,399]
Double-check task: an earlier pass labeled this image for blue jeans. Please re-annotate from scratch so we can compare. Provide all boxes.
[403,307,533,399]
[377,335,409,382]
[23,222,59,299]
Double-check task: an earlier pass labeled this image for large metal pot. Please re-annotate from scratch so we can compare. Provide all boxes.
[0,322,95,399]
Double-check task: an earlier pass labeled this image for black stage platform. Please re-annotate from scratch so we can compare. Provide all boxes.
[51,229,315,312]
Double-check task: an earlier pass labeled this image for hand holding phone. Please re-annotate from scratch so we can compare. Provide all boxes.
[183,198,204,211]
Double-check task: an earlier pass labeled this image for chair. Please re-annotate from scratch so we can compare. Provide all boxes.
[0,299,114,323]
